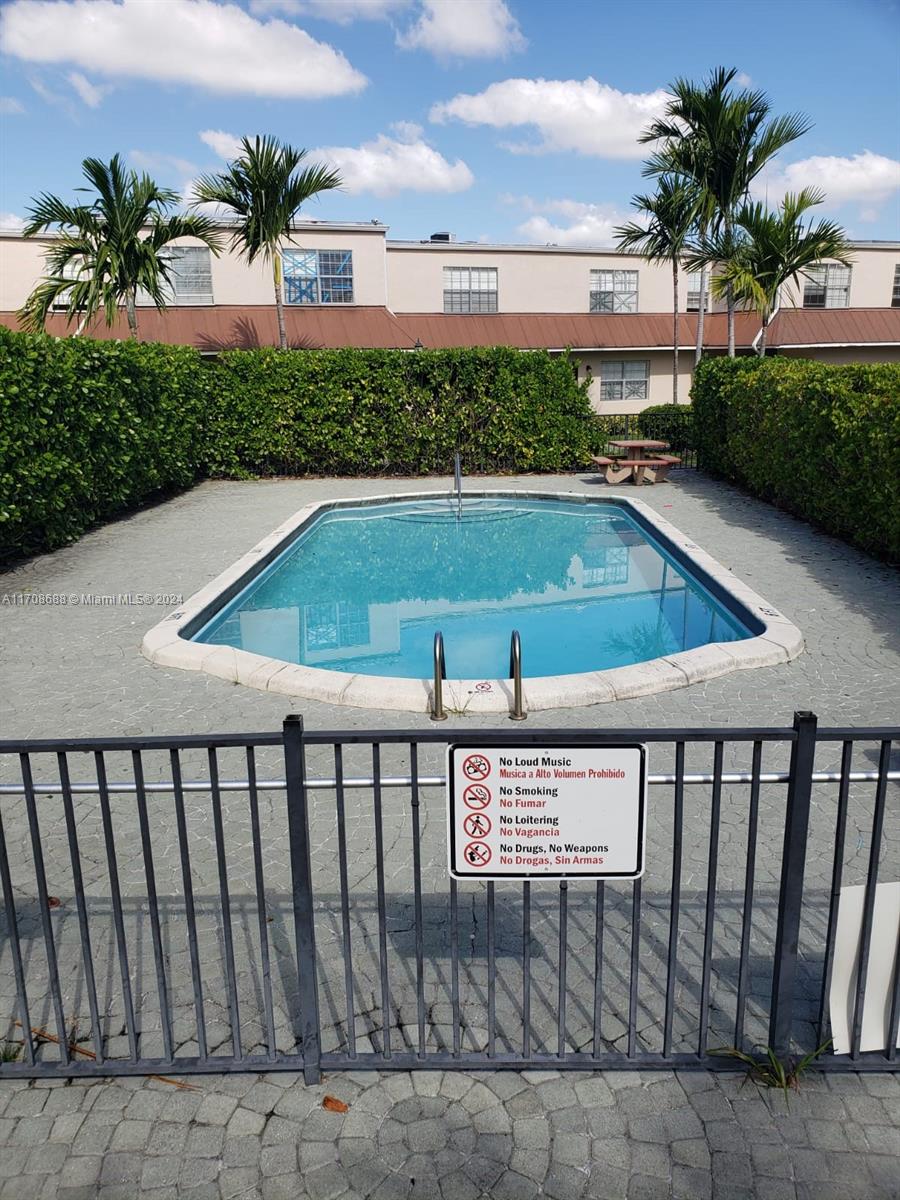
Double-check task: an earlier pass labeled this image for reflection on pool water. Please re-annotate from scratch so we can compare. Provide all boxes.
[192,497,753,679]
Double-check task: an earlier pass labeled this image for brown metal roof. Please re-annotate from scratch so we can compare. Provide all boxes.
[766,307,900,346]
[0,305,417,350]
[2,305,897,351]
[397,311,760,350]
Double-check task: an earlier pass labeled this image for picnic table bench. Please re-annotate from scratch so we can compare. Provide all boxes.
[592,453,681,485]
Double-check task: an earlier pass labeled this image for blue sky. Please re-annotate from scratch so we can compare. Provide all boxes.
[1,0,898,244]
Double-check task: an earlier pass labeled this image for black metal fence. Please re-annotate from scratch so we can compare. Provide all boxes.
[0,713,896,1082]
[601,411,698,469]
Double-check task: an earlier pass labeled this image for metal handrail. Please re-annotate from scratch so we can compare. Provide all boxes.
[431,630,447,721]
[5,768,896,796]
[509,629,526,721]
[453,452,462,521]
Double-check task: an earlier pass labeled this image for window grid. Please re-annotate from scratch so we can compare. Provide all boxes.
[803,263,851,309]
[590,269,638,313]
[599,359,649,402]
[685,270,709,312]
[443,266,498,313]
[892,265,900,308]
[283,249,354,305]
[164,246,213,304]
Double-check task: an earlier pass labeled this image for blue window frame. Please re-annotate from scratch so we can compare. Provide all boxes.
[283,249,354,304]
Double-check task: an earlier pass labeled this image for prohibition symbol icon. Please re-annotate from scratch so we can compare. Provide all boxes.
[463,812,492,838]
[462,754,491,781]
[463,784,491,810]
[463,841,492,868]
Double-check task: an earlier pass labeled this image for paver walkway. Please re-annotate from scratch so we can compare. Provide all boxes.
[1,1066,898,1199]
[1,472,898,1198]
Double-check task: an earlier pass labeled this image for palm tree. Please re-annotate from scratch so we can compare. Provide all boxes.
[694,188,852,356]
[19,155,222,338]
[191,136,342,350]
[615,176,700,404]
[641,67,812,357]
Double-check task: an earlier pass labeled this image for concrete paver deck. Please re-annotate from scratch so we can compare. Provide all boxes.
[1,472,898,1199]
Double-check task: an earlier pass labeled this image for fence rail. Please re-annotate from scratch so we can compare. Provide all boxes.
[602,411,697,469]
[0,713,896,1082]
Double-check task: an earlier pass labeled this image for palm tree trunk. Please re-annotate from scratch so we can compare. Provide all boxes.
[672,260,679,405]
[725,214,735,357]
[758,315,768,357]
[694,263,707,366]
[273,254,287,351]
[125,291,138,339]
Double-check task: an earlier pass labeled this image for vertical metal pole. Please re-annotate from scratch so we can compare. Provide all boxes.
[509,630,526,721]
[769,711,818,1057]
[454,452,462,521]
[283,715,321,1084]
[431,632,447,722]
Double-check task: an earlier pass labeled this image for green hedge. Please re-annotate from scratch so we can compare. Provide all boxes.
[691,356,900,561]
[0,328,209,561]
[204,346,596,477]
[635,404,695,452]
[1,333,598,561]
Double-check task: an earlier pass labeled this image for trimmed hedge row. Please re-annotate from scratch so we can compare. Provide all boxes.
[691,356,900,561]
[1,332,599,561]
[0,328,208,561]
[205,346,597,477]
[635,403,695,452]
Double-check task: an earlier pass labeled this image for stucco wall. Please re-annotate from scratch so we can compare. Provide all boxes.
[385,245,690,314]
[570,350,695,414]
[779,245,899,309]
[0,227,389,309]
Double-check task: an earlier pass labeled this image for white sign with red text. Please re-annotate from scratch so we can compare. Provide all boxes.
[447,743,647,880]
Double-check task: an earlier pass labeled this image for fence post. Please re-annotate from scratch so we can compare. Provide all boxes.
[769,710,818,1056]
[283,714,321,1084]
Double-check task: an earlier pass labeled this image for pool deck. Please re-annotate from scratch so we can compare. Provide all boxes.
[1,471,898,1200]
[2,470,897,736]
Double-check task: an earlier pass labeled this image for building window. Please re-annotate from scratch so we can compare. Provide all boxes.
[685,270,708,312]
[443,266,498,313]
[304,602,370,651]
[599,360,649,402]
[590,269,638,313]
[892,265,900,307]
[283,249,354,304]
[803,263,851,308]
[163,246,213,304]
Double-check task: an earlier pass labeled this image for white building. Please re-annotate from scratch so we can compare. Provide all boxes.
[1,224,898,413]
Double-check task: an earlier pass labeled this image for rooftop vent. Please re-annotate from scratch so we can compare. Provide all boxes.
[430,231,455,242]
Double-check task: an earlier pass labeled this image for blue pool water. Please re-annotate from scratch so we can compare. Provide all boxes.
[192,497,753,678]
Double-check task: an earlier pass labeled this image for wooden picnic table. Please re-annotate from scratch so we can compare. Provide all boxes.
[593,439,681,486]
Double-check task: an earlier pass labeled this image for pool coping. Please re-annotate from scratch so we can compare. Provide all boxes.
[140,490,804,714]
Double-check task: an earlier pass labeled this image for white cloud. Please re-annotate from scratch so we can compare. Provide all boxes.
[249,0,411,21]
[199,129,245,161]
[736,71,753,87]
[130,149,200,182]
[398,0,525,59]
[67,71,111,108]
[506,196,634,247]
[758,150,900,214]
[0,96,25,114]
[0,212,26,230]
[195,123,472,196]
[0,0,367,99]
[315,127,474,196]
[431,77,669,158]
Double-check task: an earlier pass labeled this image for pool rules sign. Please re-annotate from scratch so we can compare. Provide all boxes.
[447,743,647,880]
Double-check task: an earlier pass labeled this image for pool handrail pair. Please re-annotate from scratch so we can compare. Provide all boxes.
[430,629,527,721]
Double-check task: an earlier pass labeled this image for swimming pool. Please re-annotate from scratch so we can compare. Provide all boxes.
[143,491,803,713]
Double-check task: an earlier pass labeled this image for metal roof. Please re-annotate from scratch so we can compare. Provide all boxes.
[1,305,897,352]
